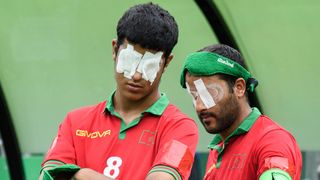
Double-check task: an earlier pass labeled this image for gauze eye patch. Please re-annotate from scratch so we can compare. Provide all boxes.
[116,44,163,84]
[186,79,224,109]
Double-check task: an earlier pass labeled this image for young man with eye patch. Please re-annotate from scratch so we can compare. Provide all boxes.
[39,3,198,180]
[180,44,302,180]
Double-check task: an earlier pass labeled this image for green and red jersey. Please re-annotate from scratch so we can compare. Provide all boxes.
[42,93,198,180]
[204,108,302,180]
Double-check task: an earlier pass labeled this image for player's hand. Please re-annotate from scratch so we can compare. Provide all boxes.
[73,168,113,180]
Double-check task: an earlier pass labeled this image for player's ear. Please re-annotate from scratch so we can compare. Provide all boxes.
[234,78,246,98]
[163,54,173,73]
[112,39,118,61]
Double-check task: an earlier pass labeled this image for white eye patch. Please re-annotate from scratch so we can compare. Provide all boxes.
[116,44,163,84]
[116,44,142,79]
[186,79,225,109]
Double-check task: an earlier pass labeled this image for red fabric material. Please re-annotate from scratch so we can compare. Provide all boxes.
[204,115,302,180]
[263,157,295,178]
[157,140,194,178]
[42,101,198,180]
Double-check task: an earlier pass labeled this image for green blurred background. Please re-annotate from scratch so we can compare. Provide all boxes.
[1,0,320,179]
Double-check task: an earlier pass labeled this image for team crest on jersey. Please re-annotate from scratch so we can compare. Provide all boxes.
[227,153,247,169]
[138,130,156,146]
[76,129,111,138]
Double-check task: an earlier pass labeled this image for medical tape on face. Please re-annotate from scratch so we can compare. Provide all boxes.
[194,79,216,109]
[186,83,197,106]
[137,51,163,84]
[116,44,163,84]
[116,44,142,79]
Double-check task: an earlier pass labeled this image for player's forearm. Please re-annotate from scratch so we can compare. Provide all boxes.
[146,171,175,180]
[73,168,114,180]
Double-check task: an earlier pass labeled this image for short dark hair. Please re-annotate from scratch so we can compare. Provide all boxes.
[116,2,178,59]
[198,44,246,94]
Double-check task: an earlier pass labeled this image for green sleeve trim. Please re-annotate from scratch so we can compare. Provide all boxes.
[43,160,65,166]
[148,165,182,180]
[41,160,66,173]
[42,164,80,180]
[41,165,58,173]
[259,168,292,180]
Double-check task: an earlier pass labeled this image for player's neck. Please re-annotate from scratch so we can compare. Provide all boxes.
[220,103,252,141]
[114,90,161,124]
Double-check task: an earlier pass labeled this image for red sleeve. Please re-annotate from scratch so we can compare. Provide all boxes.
[254,129,302,180]
[151,115,199,180]
[42,113,76,166]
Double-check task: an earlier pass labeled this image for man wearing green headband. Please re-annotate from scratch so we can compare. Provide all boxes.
[180,44,302,180]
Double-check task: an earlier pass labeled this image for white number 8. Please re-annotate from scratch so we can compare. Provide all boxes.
[103,156,122,179]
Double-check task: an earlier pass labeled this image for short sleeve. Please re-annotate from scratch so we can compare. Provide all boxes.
[42,113,76,166]
[150,116,199,180]
[255,129,302,179]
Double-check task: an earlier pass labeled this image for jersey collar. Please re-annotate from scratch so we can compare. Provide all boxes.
[208,107,261,149]
[105,90,170,116]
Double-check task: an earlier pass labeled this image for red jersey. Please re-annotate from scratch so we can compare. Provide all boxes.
[204,108,302,180]
[42,93,198,180]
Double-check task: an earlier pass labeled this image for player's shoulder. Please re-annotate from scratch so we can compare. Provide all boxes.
[253,115,296,142]
[162,103,194,122]
[66,101,107,119]
[159,104,198,135]
[254,115,286,132]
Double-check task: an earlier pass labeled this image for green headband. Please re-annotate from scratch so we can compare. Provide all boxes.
[180,51,258,92]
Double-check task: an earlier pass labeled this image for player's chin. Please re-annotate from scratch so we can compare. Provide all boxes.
[124,90,146,101]
[205,126,220,134]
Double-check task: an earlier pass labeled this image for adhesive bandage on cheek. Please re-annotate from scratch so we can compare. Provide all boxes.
[194,79,216,109]
[116,44,163,84]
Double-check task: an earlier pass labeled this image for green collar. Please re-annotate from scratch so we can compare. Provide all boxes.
[105,91,170,116]
[208,107,261,149]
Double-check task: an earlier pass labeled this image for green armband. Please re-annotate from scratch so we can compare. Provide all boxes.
[259,168,292,180]
[42,164,80,180]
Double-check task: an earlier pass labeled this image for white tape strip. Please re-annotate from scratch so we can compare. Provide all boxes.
[194,79,216,109]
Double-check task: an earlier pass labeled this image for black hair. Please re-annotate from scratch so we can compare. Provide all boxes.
[198,44,247,94]
[116,2,178,59]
